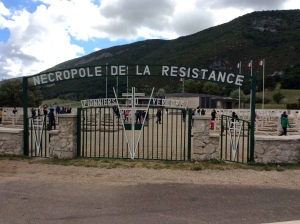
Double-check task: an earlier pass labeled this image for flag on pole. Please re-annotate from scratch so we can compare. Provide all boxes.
[247,61,252,68]
[179,78,183,82]
[237,62,240,68]
[258,60,264,66]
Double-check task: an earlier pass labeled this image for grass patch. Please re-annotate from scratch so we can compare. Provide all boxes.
[191,165,202,171]
[1,156,300,171]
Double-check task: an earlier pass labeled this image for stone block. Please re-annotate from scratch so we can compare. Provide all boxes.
[255,144,265,154]
[204,144,217,155]
[193,146,205,154]
[193,139,205,147]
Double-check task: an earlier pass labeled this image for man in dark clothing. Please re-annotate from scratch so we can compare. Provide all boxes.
[55,105,60,114]
[31,108,36,118]
[231,111,239,128]
[210,109,217,130]
[43,105,48,115]
[135,110,141,123]
[48,108,56,130]
[156,108,162,124]
[182,109,186,122]
[113,105,120,119]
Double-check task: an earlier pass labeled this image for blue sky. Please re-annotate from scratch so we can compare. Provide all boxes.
[0,0,299,80]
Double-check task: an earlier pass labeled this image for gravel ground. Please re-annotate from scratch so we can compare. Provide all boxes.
[1,159,300,190]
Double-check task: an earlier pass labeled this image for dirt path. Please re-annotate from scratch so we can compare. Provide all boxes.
[1,159,300,190]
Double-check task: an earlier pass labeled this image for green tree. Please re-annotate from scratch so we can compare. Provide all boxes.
[195,81,204,94]
[138,85,152,96]
[272,91,285,104]
[0,79,43,107]
[156,88,165,97]
[177,79,197,93]
[202,82,220,95]
[229,89,247,101]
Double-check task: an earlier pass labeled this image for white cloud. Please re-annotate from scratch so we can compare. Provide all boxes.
[0,0,299,79]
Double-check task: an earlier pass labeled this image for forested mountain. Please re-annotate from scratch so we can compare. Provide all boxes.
[39,10,300,100]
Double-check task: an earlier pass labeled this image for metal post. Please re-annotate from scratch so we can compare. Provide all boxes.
[250,76,256,162]
[187,108,192,160]
[106,63,108,99]
[126,66,128,104]
[249,60,253,110]
[131,87,135,159]
[77,108,81,157]
[239,61,241,111]
[262,59,265,109]
[22,77,29,156]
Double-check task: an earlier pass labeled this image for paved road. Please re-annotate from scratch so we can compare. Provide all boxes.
[1,177,300,224]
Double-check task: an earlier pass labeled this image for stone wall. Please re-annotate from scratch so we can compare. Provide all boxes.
[49,114,77,159]
[192,116,220,161]
[0,128,24,156]
[255,136,300,164]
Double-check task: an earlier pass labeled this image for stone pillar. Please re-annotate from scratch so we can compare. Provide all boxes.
[49,114,77,159]
[0,128,24,156]
[192,116,220,161]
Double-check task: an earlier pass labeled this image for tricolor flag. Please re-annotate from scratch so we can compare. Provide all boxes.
[237,62,240,68]
[258,60,264,66]
[179,78,183,82]
[247,61,252,68]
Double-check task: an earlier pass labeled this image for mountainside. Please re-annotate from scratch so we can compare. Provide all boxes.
[40,10,300,100]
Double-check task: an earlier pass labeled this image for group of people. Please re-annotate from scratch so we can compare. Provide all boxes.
[190,107,240,130]
[29,105,72,130]
[136,110,148,124]
[112,106,150,125]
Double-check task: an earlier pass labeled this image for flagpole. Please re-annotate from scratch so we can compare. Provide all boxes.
[183,78,184,93]
[250,60,253,110]
[106,63,108,99]
[239,61,241,111]
[262,59,265,109]
[127,66,128,105]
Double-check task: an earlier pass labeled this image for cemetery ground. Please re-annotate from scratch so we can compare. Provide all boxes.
[1,156,300,224]
[42,87,300,110]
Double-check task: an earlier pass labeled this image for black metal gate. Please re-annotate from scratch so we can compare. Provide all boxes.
[77,106,192,160]
[220,115,251,163]
[27,115,49,157]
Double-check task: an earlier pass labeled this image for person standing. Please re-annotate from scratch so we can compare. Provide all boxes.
[200,109,206,115]
[281,111,288,120]
[12,107,18,123]
[31,107,36,119]
[156,108,162,124]
[135,110,141,123]
[182,109,186,122]
[12,107,17,114]
[194,107,200,116]
[43,105,48,115]
[55,105,60,115]
[231,111,239,128]
[48,108,56,130]
[191,109,195,127]
[124,109,130,122]
[210,109,217,130]
[279,115,291,136]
